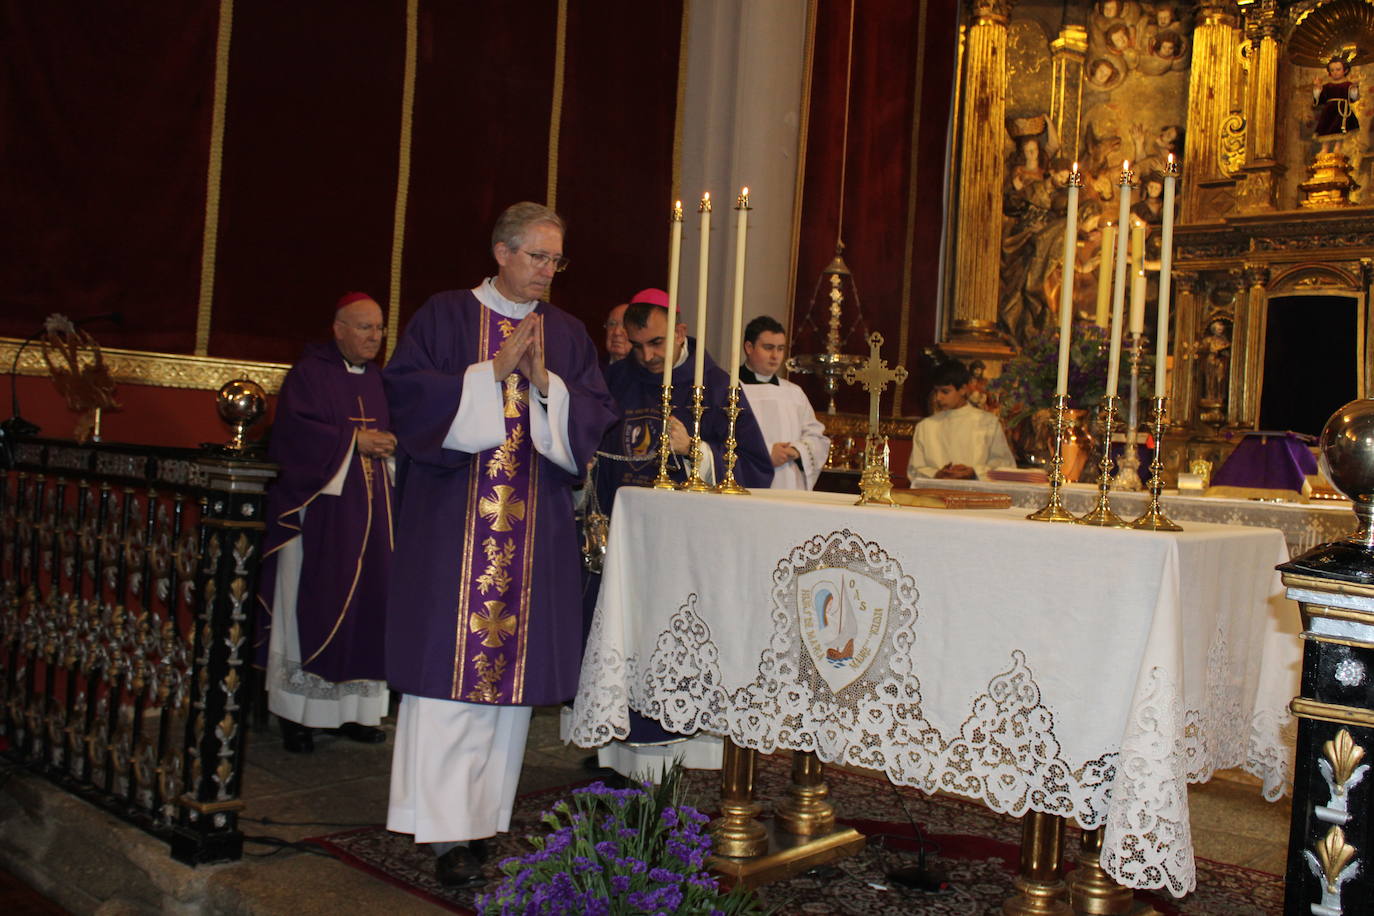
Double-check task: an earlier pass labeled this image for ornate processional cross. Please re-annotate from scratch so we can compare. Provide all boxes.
[844,333,907,437]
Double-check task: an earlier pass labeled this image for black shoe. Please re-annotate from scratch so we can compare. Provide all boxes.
[329,722,387,744]
[279,717,314,754]
[436,844,488,888]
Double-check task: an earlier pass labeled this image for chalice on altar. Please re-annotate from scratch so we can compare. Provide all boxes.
[216,379,266,452]
[1282,398,1374,582]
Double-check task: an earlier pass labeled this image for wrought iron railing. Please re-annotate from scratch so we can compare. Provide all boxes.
[0,438,274,863]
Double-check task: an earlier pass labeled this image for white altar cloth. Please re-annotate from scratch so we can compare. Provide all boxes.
[569,487,1300,896]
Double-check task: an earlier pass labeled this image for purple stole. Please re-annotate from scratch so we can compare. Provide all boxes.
[452,309,538,704]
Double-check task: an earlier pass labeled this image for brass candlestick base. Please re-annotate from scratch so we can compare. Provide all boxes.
[652,382,677,490]
[1078,395,1126,528]
[680,384,712,492]
[1002,812,1071,915]
[854,435,897,506]
[1028,394,1078,523]
[1067,827,1135,914]
[714,385,750,495]
[1130,397,1182,531]
[709,739,768,858]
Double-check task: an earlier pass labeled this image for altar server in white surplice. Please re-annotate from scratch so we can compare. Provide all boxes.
[738,316,830,490]
[907,360,1015,481]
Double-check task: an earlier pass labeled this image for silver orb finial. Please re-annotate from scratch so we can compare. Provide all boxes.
[216,379,266,452]
[1320,399,1374,546]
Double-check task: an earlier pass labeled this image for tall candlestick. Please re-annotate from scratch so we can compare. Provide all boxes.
[728,187,750,391]
[694,193,711,387]
[1129,217,1146,335]
[1055,165,1083,396]
[663,201,684,389]
[1095,221,1115,328]
[1156,155,1178,397]
[1106,162,1134,398]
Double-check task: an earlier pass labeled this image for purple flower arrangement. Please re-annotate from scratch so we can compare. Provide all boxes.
[478,763,762,915]
[991,322,1117,432]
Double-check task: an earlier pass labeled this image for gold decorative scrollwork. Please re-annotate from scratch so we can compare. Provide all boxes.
[1218,112,1246,178]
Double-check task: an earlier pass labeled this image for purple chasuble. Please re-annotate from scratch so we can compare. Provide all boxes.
[597,339,773,511]
[383,289,616,705]
[255,340,393,684]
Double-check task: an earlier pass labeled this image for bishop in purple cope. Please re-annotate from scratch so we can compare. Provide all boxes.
[256,293,395,753]
[382,203,616,887]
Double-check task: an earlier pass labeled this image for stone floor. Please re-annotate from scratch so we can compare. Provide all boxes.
[0,707,1291,914]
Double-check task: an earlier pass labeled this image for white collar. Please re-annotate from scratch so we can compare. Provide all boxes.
[474,277,538,320]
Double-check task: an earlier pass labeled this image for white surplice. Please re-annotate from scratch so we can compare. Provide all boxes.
[741,376,830,490]
[906,402,1015,480]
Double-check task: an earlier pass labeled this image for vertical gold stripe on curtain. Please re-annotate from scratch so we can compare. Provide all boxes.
[546,0,568,210]
[894,0,929,410]
[387,0,420,360]
[785,0,819,325]
[671,0,692,204]
[195,0,235,356]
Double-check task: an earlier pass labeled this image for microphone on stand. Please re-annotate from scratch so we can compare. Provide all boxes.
[1,311,124,468]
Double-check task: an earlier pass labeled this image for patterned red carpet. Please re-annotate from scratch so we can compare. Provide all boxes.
[307,754,1283,915]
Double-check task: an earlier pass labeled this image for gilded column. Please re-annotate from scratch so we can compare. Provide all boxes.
[1050,25,1087,164]
[1237,0,1283,212]
[1181,1,1241,222]
[949,0,1015,344]
[1169,271,1199,427]
[1233,263,1270,427]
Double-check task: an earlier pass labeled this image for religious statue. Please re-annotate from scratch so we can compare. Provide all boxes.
[1312,54,1360,154]
[1198,317,1232,408]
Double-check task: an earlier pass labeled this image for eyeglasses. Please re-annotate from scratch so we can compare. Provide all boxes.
[522,249,571,273]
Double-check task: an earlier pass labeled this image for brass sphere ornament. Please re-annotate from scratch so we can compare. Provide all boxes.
[1282,398,1374,583]
[216,379,266,452]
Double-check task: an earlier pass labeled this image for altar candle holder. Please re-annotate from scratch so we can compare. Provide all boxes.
[713,385,750,495]
[1112,332,1145,492]
[1077,394,1126,527]
[679,384,712,492]
[1130,396,1182,531]
[1027,394,1079,523]
[651,383,678,490]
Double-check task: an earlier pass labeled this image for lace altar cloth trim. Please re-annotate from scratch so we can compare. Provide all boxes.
[570,528,1294,897]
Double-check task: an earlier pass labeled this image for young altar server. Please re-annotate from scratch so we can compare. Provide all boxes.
[738,315,830,490]
[907,360,1015,481]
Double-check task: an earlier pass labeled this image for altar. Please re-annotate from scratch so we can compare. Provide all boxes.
[568,486,1300,897]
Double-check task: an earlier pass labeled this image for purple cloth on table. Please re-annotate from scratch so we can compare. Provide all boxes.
[255,340,392,684]
[1211,432,1317,492]
[382,289,616,706]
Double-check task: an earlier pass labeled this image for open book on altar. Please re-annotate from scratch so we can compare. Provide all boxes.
[892,487,1013,509]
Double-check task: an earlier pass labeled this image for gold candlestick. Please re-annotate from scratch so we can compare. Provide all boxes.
[651,382,678,489]
[680,384,712,492]
[1130,396,1182,531]
[713,385,750,495]
[1077,394,1125,527]
[1027,394,1078,522]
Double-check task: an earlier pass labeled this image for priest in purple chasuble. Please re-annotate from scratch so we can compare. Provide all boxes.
[381,203,616,887]
[587,292,773,779]
[255,293,395,753]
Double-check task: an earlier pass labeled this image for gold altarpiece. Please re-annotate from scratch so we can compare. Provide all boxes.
[943,0,1374,476]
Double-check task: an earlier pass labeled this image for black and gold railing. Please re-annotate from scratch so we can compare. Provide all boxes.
[0,438,274,864]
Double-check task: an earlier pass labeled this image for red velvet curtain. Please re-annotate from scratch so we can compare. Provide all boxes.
[790,0,959,417]
[1,1,682,364]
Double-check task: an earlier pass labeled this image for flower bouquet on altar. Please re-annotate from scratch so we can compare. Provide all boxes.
[478,762,762,915]
[991,323,1118,472]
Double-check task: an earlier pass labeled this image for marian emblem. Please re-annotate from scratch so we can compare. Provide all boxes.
[797,568,889,693]
[621,413,660,469]
[771,528,916,699]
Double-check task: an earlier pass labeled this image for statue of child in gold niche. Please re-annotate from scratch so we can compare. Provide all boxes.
[1313,55,1360,154]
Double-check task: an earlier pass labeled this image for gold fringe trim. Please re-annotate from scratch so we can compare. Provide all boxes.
[387,0,419,361]
[0,337,288,394]
[895,0,929,408]
[196,0,235,356]
[546,0,568,210]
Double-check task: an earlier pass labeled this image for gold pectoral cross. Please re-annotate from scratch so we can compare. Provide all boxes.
[351,396,380,484]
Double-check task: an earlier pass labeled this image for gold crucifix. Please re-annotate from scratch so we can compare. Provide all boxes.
[844,333,907,437]
[843,333,907,506]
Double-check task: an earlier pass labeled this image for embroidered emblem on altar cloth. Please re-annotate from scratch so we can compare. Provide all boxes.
[797,570,889,693]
